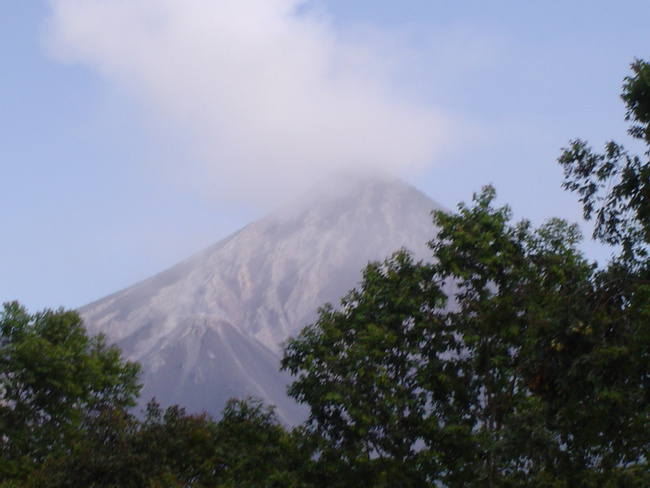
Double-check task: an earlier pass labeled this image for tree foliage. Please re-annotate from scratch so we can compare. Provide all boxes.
[20,398,311,488]
[283,251,445,486]
[282,59,650,487]
[283,187,635,487]
[0,302,141,481]
[0,303,310,487]
[559,59,650,264]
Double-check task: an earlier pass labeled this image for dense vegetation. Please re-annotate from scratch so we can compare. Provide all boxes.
[3,60,650,486]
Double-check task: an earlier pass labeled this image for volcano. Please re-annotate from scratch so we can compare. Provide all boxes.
[79,172,444,424]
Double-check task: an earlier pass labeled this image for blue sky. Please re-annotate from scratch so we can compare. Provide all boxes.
[2,1,649,312]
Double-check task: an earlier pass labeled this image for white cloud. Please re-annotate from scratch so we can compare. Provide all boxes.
[45,0,450,205]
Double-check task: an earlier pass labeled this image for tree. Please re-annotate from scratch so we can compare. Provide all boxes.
[21,398,313,488]
[283,251,446,486]
[434,189,650,486]
[0,301,141,481]
[559,58,650,265]
[0,304,310,487]
[209,397,313,488]
[283,177,650,486]
[283,186,614,486]
[282,59,650,486]
[554,57,650,486]
[428,190,596,487]
[21,406,146,488]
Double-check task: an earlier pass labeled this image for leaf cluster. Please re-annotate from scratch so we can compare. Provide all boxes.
[0,302,141,480]
[19,398,310,488]
[0,303,311,488]
[559,59,650,265]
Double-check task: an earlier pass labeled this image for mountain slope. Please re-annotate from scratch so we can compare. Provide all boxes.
[80,172,444,423]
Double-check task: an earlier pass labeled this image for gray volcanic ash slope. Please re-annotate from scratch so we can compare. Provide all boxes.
[79,173,445,424]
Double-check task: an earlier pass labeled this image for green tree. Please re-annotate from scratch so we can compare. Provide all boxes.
[282,59,650,487]
[22,406,146,488]
[209,397,313,488]
[554,57,650,486]
[279,217,418,486]
[282,251,446,487]
[282,188,604,486]
[0,301,141,481]
[283,183,650,486]
[559,58,650,265]
[434,189,650,486]
[428,190,589,487]
[22,398,313,488]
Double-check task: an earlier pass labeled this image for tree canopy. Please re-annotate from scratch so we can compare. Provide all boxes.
[22,398,310,488]
[282,59,650,487]
[0,301,141,481]
[1,303,309,487]
[283,187,647,487]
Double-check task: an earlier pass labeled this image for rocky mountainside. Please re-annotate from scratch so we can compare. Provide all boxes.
[79,172,445,424]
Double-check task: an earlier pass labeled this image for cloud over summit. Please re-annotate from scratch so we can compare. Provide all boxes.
[45,0,448,204]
